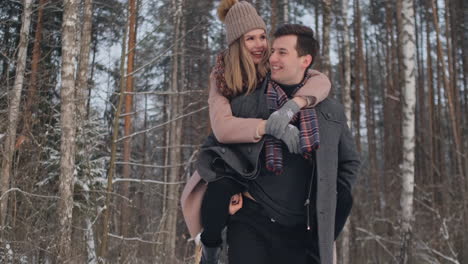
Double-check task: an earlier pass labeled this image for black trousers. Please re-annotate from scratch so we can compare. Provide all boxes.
[201,177,244,247]
[227,197,320,264]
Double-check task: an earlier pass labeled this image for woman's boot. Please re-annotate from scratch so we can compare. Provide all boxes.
[200,244,221,264]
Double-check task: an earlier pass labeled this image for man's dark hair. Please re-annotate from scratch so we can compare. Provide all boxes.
[273,24,319,66]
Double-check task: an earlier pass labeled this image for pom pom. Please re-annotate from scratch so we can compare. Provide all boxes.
[217,0,238,22]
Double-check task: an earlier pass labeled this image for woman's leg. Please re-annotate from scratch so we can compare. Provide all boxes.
[200,177,244,247]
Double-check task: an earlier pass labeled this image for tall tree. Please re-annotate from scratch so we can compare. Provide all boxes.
[271,0,278,36]
[398,0,416,262]
[76,0,93,123]
[321,0,332,77]
[157,0,184,263]
[99,12,129,259]
[338,0,351,262]
[0,0,33,226]
[18,0,47,146]
[352,0,361,152]
[119,0,138,260]
[340,0,351,123]
[281,0,288,23]
[383,0,401,210]
[56,0,79,261]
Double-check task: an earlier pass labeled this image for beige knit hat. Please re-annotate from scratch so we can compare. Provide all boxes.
[218,0,267,46]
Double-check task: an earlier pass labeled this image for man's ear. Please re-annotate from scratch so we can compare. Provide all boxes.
[301,54,313,69]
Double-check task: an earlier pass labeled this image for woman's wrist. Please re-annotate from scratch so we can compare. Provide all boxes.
[255,120,267,139]
[292,96,308,108]
[293,96,316,108]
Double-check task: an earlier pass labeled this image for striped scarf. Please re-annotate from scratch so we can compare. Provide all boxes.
[265,75,320,174]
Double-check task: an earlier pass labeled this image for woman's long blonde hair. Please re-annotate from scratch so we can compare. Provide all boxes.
[223,37,269,97]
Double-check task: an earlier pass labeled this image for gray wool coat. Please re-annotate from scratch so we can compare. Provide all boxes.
[181,79,360,264]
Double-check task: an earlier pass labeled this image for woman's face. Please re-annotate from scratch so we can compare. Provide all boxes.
[242,29,268,64]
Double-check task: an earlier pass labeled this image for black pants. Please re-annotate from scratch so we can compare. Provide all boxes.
[227,198,320,264]
[201,177,244,247]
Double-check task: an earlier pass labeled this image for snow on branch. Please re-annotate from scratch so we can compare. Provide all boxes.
[112,178,185,185]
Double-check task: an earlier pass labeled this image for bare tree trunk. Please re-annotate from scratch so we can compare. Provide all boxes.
[444,0,460,142]
[99,13,128,259]
[0,0,33,228]
[341,0,351,124]
[314,2,321,69]
[18,0,47,147]
[85,217,97,264]
[339,0,351,262]
[120,0,138,261]
[398,0,416,262]
[158,0,184,262]
[282,0,288,23]
[352,0,361,153]
[76,0,93,123]
[383,0,401,219]
[271,0,278,36]
[56,0,79,261]
[424,10,436,206]
[321,0,331,78]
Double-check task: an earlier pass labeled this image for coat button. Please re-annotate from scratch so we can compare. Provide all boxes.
[319,178,323,182]
[326,113,331,119]
[221,148,226,154]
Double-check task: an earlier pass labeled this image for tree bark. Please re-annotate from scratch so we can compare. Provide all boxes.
[281,0,288,24]
[270,0,278,37]
[119,0,138,261]
[338,0,351,262]
[85,216,97,264]
[352,0,361,153]
[157,0,184,262]
[321,0,332,78]
[56,0,79,261]
[99,12,129,259]
[0,0,33,227]
[398,0,417,262]
[340,0,351,125]
[76,0,93,124]
[18,0,47,147]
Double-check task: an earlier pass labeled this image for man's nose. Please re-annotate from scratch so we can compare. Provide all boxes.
[269,52,278,63]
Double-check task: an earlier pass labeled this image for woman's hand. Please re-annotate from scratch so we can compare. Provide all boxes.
[229,193,243,215]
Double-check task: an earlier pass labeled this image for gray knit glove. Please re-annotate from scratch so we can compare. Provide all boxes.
[279,124,301,154]
[265,100,301,138]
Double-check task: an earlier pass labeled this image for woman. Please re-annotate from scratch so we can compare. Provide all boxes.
[182,1,331,263]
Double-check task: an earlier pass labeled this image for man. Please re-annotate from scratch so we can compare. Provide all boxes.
[223,24,360,264]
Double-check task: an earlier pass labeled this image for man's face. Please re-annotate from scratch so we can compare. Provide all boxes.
[269,35,311,85]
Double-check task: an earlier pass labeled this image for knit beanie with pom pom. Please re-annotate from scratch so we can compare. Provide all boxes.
[217,0,266,45]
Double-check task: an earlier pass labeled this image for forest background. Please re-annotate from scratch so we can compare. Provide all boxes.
[0,0,467,263]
